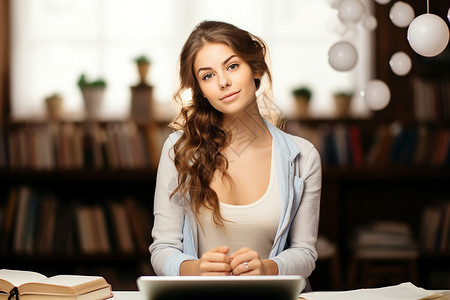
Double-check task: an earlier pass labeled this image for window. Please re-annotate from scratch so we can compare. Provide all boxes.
[11,0,373,120]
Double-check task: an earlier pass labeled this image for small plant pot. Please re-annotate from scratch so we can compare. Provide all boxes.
[81,87,105,120]
[137,63,150,84]
[295,96,310,118]
[334,95,352,117]
[45,96,63,120]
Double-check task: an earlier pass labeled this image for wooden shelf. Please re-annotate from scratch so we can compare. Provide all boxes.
[420,252,450,260]
[323,167,450,180]
[0,169,157,182]
[2,166,448,183]
[0,253,150,264]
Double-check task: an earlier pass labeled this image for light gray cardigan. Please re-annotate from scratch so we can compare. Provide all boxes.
[149,121,322,279]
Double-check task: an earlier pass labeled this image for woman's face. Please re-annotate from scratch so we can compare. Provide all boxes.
[194,42,259,116]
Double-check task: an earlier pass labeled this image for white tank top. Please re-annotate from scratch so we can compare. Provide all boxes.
[197,144,281,259]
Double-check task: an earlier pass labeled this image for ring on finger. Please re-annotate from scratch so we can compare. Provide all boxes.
[242,262,249,270]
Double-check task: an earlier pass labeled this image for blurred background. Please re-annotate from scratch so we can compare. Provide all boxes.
[0,0,449,292]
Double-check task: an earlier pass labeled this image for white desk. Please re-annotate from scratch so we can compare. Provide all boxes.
[112,291,144,299]
[112,286,448,300]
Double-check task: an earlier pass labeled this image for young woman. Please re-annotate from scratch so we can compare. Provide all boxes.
[149,20,321,289]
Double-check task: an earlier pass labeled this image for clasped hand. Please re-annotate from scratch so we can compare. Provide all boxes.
[194,245,272,276]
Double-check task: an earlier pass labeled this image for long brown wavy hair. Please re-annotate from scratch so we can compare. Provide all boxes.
[170,20,277,226]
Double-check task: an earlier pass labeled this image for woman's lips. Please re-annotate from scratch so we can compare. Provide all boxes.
[220,91,240,102]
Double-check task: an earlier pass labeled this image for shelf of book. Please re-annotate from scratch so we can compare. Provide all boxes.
[1,185,154,254]
[0,119,168,290]
[0,181,155,290]
[285,119,450,169]
[296,117,450,288]
[0,120,172,171]
[1,115,448,289]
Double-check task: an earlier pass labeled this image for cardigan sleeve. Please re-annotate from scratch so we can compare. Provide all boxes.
[272,142,322,277]
[149,133,197,275]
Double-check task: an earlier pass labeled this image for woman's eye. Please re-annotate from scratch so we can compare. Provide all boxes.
[228,63,239,70]
[202,73,214,80]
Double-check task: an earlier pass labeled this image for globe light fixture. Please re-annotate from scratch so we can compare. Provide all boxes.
[389,1,415,28]
[361,80,391,111]
[407,13,450,57]
[389,52,412,76]
[328,41,359,71]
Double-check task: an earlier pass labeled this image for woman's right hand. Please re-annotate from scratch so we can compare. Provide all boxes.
[180,245,231,276]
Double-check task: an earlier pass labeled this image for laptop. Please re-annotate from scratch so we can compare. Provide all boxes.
[137,275,305,300]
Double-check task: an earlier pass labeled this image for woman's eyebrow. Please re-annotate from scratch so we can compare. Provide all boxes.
[222,54,237,66]
[197,55,238,75]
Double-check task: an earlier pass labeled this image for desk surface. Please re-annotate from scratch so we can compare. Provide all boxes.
[113,291,143,299]
[112,287,447,300]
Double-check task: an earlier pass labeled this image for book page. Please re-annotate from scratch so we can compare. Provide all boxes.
[0,269,47,290]
[300,283,440,300]
[19,286,113,300]
[19,275,108,295]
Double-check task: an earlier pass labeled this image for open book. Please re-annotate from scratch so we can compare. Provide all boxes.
[298,282,447,300]
[0,269,112,300]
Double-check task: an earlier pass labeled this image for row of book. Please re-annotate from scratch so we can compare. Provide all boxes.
[0,121,172,171]
[2,120,449,170]
[413,76,450,122]
[0,185,153,256]
[420,201,450,254]
[350,221,419,259]
[286,121,450,167]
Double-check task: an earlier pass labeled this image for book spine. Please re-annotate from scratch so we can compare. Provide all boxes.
[421,201,450,254]
[13,185,31,253]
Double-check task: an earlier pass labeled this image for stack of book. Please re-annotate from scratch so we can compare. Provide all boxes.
[351,221,419,259]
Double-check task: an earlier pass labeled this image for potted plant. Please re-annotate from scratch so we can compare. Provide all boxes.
[333,90,354,117]
[45,93,63,120]
[77,74,107,120]
[292,86,312,117]
[134,55,151,84]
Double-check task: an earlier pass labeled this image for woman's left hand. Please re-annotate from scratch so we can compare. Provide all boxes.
[229,247,278,276]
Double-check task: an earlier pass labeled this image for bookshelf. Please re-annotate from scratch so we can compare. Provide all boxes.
[286,118,450,289]
[0,120,172,290]
[285,118,450,238]
[288,0,450,288]
[286,1,449,288]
